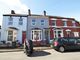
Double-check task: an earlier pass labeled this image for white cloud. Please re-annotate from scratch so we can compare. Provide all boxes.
[0,0,29,25]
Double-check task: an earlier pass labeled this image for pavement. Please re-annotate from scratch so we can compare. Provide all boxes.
[0,49,80,60]
[0,47,52,52]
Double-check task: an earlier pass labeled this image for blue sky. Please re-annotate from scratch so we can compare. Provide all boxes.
[0,0,80,25]
[21,0,80,18]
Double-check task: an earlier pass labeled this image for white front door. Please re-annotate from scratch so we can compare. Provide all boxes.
[31,30,42,41]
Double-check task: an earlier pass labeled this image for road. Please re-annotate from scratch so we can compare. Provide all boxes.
[0,49,80,60]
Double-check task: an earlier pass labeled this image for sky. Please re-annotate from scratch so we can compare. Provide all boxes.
[0,0,80,25]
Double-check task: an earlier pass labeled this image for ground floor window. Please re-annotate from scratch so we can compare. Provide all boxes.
[31,30,42,41]
[54,29,63,38]
[7,30,13,41]
[7,29,17,42]
[74,32,79,37]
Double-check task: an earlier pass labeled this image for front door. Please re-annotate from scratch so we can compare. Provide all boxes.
[22,31,26,44]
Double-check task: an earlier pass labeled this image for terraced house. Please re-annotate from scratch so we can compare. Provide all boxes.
[49,16,80,40]
[1,10,80,46]
[1,10,27,45]
[27,10,50,46]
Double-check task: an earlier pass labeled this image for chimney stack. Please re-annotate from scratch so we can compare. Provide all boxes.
[43,10,46,16]
[11,10,15,14]
[28,9,31,15]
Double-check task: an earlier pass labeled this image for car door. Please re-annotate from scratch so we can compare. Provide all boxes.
[68,38,76,50]
[61,38,69,49]
[76,38,80,49]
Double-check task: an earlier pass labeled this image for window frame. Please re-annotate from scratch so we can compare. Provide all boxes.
[41,20,45,25]
[19,17,23,25]
[8,16,13,25]
[31,19,36,26]
[72,21,76,27]
[51,20,56,26]
[63,21,67,26]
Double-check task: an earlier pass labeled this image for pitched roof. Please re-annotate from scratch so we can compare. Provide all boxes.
[3,14,27,17]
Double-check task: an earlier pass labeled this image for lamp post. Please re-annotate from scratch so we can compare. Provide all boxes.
[66,29,71,37]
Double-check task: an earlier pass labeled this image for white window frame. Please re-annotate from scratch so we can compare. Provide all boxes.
[31,30,42,41]
[54,29,63,38]
[8,16,13,25]
[19,17,23,25]
[72,21,76,27]
[74,32,79,37]
[63,21,67,27]
[51,20,56,26]
[7,30,13,41]
[31,19,36,26]
[41,20,45,25]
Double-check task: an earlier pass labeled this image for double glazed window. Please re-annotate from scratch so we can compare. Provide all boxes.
[19,17,23,25]
[8,16,13,25]
[51,20,56,26]
[32,19,36,26]
[7,30,13,41]
[72,21,76,27]
[63,21,67,26]
[41,20,44,25]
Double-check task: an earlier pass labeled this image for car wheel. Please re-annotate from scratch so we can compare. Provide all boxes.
[59,46,65,52]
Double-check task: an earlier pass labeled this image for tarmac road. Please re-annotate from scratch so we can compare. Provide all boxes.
[0,49,80,60]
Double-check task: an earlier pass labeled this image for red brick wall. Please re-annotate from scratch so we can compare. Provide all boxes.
[67,20,73,26]
[49,17,80,38]
[56,19,63,26]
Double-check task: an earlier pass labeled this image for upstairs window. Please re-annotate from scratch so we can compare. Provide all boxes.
[51,20,56,26]
[32,19,36,26]
[72,21,76,27]
[19,17,23,25]
[8,16,13,25]
[63,21,67,26]
[41,20,44,25]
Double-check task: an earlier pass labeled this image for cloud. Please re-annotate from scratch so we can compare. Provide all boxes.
[0,0,29,25]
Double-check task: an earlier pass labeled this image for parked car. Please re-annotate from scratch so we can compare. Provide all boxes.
[53,37,80,52]
[24,39,33,56]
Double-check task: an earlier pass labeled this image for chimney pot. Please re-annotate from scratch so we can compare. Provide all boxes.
[11,10,15,14]
[28,9,31,15]
[44,10,46,16]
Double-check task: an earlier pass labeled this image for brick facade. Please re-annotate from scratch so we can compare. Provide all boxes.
[49,16,80,39]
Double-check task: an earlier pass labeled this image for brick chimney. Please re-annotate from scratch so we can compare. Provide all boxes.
[28,9,31,15]
[11,10,15,14]
[43,10,46,16]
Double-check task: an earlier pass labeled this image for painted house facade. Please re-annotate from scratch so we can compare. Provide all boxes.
[1,11,27,44]
[49,16,80,40]
[27,15,50,46]
[1,10,80,46]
